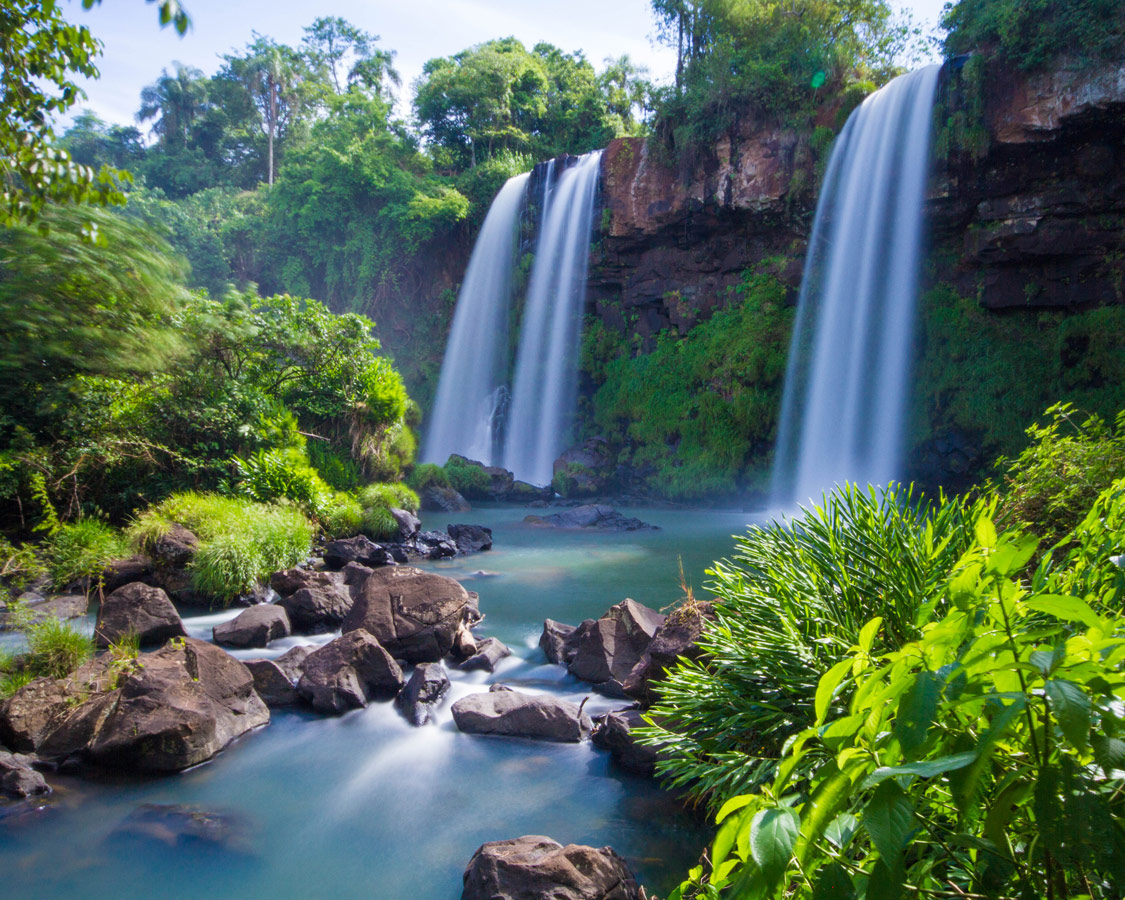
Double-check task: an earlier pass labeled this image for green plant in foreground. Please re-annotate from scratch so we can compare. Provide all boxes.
[46,518,128,595]
[642,484,988,808]
[668,505,1125,900]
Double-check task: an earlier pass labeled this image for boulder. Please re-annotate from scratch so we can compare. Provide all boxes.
[568,600,666,697]
[413,530,459,559]
[95,582,186,649]
[13,593,88,626]
[342,562,374,593]
[212,604,291,649]
[420,485,471,513]
[0,751,50,798]
[244,659,300,708]
[460,637,511,673]
[152,525,199,568]
[323,535,393,569]
[389,507,421,540]
[274,645,311,682]
[269,568,337,598]
[342,566,479,663]
[296,631,404,715]
[447,524,493,553]
[13,638,269,772]
[484,466,515,497]
[451,690,592,742]
[591,708,662,776]
[552,438,613,497]
[539,619,584,665]
[102,556,155,593]
[278,580,353,633]
[461,835,640,900]
[623,601,714,705]
[395,663,450,726]
[114,803,251,852]
[507,481,554,503]
[524,505,657,532]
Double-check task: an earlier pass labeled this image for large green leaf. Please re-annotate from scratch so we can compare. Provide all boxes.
[893,670,942,756]
[812,862,855,900]
[1024,595,1102,630]
[1046,679,1091,750]
[864,781,915,867]
[864,751,978,789]
[749,807,800,880]
[816,657,855,725]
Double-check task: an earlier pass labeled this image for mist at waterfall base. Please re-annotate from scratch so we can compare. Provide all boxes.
[424,152,604,486]
[772,65,942,506]
[0,507,756,900]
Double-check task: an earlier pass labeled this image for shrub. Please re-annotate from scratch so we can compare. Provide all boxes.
[668,507,1125,900]
[23,616,95,679]
[129,492,313,604]
[641,483,988,808]
[231,447,334,518]
[444,459,491,499]
[45,518,128,594]
[0,536,45,593]
[361,505,399,542]
[320,492,364,539]
[407,462,449,492]
[358,482,420,514]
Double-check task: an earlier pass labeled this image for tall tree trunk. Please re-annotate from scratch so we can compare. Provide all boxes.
[676,9,684,93]
[268,74,277,186]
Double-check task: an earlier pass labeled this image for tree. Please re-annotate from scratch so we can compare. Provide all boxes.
[137,62,210,146]
[60,111,145,172]
[301,16,400,99]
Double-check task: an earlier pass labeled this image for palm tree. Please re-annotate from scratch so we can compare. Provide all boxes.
[137,62,209,147]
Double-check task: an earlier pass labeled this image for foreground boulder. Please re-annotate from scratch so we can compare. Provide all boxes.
[342,566,480,663]
[0,751,50,798]
[591,708,663,777]
[278,578,353,633]
[451,690,592,742]
[213,604,291,649]
[447,524,493,553]
[3,638,269,772]
[95,582,187,649]
[462,835,640,900]
[395,663,451,725]
[523,505,657,532]
[297,631,404,714]
[244,659,300,708]
[420,485,471,512]
[623,601,714,705]
[568,600,666,697]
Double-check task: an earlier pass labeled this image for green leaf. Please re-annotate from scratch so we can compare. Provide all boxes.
[797,764,857,865]
[1029,644,1066,677]
[1024,595,1103,630]
[863,751,979,789]
[893,671,942,756]
[1092,734,1125,772]
[749,807,800,880]
[812,862,854,900]
[864,781,915,867]
[866,858,904,900]
[983,779,1030,853]
[816,658,855,725]
[985,534,1039,576]
[1046,679,1092,750]
[824,813,858,849]
[716,794,754,824]
[975,516,998,550]
[858,617,883,654]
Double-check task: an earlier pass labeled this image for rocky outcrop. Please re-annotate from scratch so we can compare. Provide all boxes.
[460,637,511,673]
[213,604,291,649]
[623,601,714,705]
[539,619,584,666]
[420,485,471,512]
[278,577,353,634]
[296,631,404,714]
[447,524,493,553]
[451,690,592,743]
[523,505,658,532]
[323,536,394,569]
[396,663,450,725]
[568,600,666,697]
[244,659,300,708]
[342,566,480,663]
[462,835,640,900]
[95,582,186,649]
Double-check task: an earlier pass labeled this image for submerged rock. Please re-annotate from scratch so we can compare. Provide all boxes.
[461,835,640,900]
[296,631,404,715]
[95,582,186,649]
[451,690,592,743]
[213,604,291,649]
[447,524,493,553]
[568,599,666,697]
[115,803,251,852]
[396,663,451,726]
[523,505,657,532]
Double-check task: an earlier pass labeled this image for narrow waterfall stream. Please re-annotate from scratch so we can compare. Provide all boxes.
[424,173,529,468]
[772,65,942,504]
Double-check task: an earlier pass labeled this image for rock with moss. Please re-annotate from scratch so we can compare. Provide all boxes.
[523,506,656,532]
[95,582,186,649]
[420,485,471,513]
[622,600,714,706]
[552,438,613,497]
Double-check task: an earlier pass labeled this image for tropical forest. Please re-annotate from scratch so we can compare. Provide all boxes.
[2,0,1125,898]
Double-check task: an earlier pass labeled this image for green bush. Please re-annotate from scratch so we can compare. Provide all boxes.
[129,492,313,604]
[642,483,988,808]
[668,504,1125,900]
[23,616,95,679]
[320,492,364,539]
[0,669,34,698]
[444,459,491,499]
[360,506,399,542]
[0,536,45,593]
[358,482,420,514]
[231,447,335,521]
[407,463,450,491]
[45,518,128,594]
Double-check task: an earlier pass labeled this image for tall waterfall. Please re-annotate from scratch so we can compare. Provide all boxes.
[502,151,603,485]
[423,172,529,467]
[772,65,941,505]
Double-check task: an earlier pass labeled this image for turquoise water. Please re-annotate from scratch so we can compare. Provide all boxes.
[0,505,763,899]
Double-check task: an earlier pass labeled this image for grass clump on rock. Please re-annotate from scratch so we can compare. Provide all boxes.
[129,492,313,604]
[45,518,129,594]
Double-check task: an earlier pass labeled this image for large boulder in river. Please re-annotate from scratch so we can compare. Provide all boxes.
[95,582,186,649]
[421,485,471,512]
[568,600,665,697]
[451,690,592,742]
[396,663,451,725]
[623,601,714,706]
[447,524,493,553]
[244,659,300,708]
[296,631,404,715]
[524,505,657,532]
[539,619,585,665]
[8,638,269,772]
[342,566,480,663]
[213,604,291,649]
[278,579,353,633]
[461,835,640,900]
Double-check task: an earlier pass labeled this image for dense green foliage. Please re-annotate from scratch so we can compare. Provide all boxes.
[585,270,794,499]
[44,518,128,594]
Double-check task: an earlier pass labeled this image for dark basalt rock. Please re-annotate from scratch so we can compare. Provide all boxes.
[278,580,353,634]
[296,631,404,715]
[0,751,50,799]
[212,604,291,649]
[420,485,471,512]
[591,708,662,777]
[152,525,199,568]
[523,505,657,532]
[342,566,479,663]
[413,530,459,559]
[461,835,640,900]
[539,619,584,666]
[622,601,714,706]
[2,593,88,629]
[95,582,186,649]
[568,600,666,697]
[274,645,311,682]
[459,637,511,673]
[323,536,393,569]
[451,690,592,743]
[115,803,251,852]
[244,659,300,708]
[395,663,451,725]
[447,524,493,553]
[102,555,154,593]
[506,481,554,503]
[269,567,338,599]
[389,507,422,540]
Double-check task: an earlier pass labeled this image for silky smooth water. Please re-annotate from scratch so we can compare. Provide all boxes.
[0,506,760,899]
[772,66,941,505]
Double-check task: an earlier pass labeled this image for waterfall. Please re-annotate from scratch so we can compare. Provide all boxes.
[772,65,941,505]
[502,151,603,485]
[424,172,529,467]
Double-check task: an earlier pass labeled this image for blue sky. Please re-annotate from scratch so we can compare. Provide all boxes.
[65,0,950,130]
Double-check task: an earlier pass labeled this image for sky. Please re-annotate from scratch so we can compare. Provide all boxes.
[63,0,951,131]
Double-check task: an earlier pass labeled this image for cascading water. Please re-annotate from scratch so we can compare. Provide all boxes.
[772,65,941,505]
[423,172,529,467]
[503,151,603,485]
